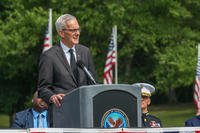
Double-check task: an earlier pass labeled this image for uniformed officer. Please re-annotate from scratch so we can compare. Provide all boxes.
[185,115,200,126]
[140,83,162,128]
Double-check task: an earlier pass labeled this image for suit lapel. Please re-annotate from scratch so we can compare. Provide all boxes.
[28,109,34,128]
[55,44,78,85]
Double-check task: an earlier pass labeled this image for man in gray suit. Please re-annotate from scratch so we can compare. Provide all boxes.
[38,14,96,108]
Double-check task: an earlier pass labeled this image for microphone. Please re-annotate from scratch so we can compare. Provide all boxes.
[77,60,96,85]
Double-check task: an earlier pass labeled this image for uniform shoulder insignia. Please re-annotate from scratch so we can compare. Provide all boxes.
[148,114,162,127]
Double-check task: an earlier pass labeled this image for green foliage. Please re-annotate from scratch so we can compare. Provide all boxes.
[154,42,196,89]
[0,0,48,113]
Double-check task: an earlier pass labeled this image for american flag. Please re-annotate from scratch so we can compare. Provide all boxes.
[103,28,117,84]
[42,9,52,52]
[194,44,200,116]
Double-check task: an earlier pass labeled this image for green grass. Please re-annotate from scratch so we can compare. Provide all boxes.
[0,103,197,128]
[150,103,196,127]
[0,114,9,128]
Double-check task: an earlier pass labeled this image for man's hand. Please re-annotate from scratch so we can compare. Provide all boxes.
[50,93,65,107]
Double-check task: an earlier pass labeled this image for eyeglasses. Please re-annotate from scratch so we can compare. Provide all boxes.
[62,28,81,33]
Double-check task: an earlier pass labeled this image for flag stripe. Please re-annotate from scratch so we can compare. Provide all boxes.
[194,44,200,114]
[103,29,116,84]
[43,9,52,52]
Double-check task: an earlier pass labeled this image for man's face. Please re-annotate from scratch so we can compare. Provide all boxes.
[32,98,48,113]
[141,96,151,111]
[61,18,80,47]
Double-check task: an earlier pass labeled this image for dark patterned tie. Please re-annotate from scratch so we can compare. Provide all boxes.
[69,49,78,82]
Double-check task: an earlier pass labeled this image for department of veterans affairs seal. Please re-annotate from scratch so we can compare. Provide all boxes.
[101,108,130,128]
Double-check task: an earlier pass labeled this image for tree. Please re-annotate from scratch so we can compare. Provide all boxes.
[0,0,48,122]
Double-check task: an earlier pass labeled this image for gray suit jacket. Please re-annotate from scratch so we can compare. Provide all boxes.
[38,43,96,104]
[11,108,49,128]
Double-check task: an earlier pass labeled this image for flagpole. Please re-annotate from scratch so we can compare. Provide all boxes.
[113,25,118,84]
[49,8,52,46]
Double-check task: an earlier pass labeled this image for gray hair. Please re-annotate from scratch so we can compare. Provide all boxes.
[55,14,76,32]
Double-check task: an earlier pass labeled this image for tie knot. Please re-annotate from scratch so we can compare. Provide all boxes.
[38,113,44,118]
[69,48,74,53]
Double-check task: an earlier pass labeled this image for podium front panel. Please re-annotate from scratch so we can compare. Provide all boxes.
[93,90,138,127]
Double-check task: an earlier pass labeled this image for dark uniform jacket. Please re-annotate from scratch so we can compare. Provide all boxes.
[185,115,200,127]
[142,112,162,127]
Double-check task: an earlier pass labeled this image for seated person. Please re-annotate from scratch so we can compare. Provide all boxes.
[140,83,162,127]
[11,91,49,128]
[185,114,200,127]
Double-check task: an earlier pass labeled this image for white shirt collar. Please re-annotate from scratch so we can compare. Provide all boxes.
[60,41,76,53]
[32,109,47,118]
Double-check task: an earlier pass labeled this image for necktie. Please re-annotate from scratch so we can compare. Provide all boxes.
[69,49,78,82]
[38,114,43,128]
